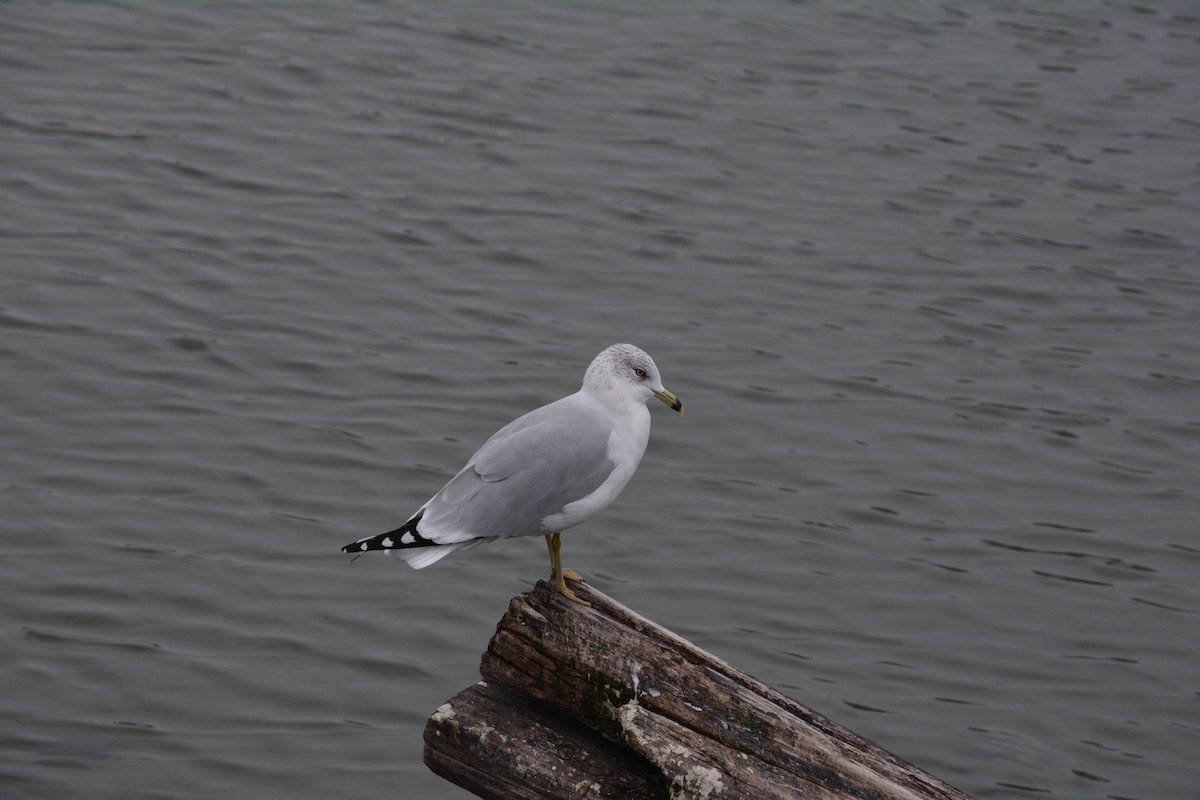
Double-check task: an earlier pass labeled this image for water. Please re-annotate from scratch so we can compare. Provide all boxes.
[2,1,1198,798]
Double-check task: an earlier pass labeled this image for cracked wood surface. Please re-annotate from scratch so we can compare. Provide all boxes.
[424,580,974,800]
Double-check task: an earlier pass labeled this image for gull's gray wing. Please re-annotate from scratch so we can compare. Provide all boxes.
[415,394,617,544]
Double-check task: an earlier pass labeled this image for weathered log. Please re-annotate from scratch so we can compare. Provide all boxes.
[425,579,973,800]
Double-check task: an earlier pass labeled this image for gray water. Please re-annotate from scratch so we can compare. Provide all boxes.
[2,1,1198,798]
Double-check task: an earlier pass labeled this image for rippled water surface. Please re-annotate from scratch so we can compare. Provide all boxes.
[3,2,1198,798]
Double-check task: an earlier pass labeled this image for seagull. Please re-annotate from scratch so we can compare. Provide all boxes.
[341,343,682,605]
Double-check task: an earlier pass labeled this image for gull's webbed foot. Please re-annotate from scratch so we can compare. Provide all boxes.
[546,532,591,606]
[555,575,590,606]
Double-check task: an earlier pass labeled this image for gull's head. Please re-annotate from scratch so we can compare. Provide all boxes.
[583,343,683,413]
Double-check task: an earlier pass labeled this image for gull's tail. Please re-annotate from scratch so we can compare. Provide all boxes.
[341,511,480,569]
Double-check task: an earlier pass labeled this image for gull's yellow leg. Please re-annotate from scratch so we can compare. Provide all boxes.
[552,534,586,587]
[544,532,557,583]
[545,532,589,606]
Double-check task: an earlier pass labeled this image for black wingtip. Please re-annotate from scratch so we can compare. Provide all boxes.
[340,510,427,554]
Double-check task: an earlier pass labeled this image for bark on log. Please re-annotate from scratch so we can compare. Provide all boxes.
[424,579,973,800]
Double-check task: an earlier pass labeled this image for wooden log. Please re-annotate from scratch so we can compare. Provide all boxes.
[425,579,973,800]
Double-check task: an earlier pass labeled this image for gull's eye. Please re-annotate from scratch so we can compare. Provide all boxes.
[634,368,646,378]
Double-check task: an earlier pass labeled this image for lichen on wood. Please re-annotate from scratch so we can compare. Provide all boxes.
[424,580,973,800]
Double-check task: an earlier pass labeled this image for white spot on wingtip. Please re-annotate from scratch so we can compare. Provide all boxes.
[400,532,415,545]
[360,543,368,551]
[381,537,393,548]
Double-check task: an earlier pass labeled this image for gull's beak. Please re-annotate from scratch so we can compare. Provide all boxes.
[654,387,683,414]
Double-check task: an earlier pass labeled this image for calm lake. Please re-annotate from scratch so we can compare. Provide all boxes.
[3,1,1198,798]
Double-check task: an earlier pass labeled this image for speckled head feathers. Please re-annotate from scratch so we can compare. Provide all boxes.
[584,344,657,389]
[582,344,682,413]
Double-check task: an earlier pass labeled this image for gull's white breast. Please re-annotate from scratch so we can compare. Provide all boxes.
[540,395,651,532]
